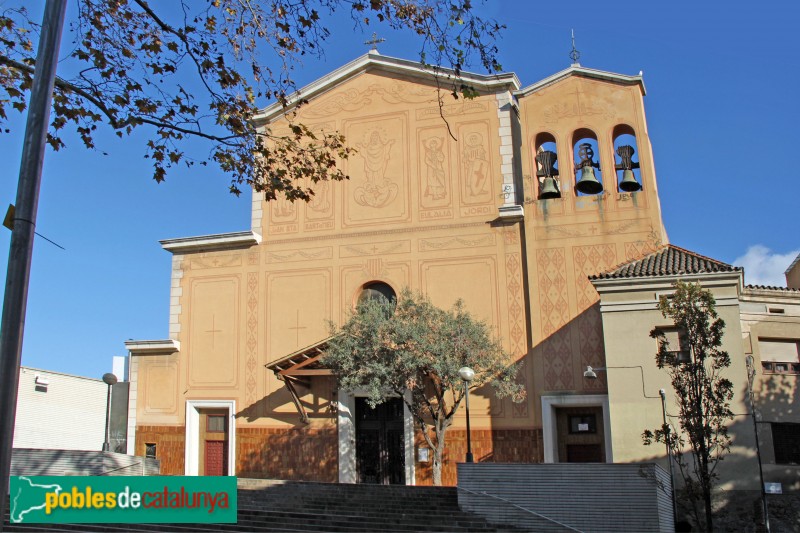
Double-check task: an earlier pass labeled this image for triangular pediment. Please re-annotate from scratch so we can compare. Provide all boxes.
[516,64,646,98]
[254,52,520,125]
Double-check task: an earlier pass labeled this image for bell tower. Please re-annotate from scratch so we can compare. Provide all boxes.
[514,62,669,412]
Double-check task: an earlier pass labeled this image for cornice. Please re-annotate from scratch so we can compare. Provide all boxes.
[124,339,180,355]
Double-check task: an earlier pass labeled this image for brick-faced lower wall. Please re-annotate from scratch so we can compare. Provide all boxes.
[135,425,185,475]
[237,426,338,482]
[136,424,537,485]
[415,428,543,486]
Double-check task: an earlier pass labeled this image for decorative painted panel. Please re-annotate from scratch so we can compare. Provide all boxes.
[188,277,240,388]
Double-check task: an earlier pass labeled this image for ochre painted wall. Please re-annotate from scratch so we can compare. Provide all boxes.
[133,65,671,484]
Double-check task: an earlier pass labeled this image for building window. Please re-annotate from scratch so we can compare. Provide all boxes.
[357,282,396,306]
[759,339,800,375]
[655,327,691,365]
[772,423,800,464]
[145,443,157,459]
[207,415,226,433]
[569,414,597,434]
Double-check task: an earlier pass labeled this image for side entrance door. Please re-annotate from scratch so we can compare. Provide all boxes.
[556,406,605,463]
[205,440,227,476]
[200,410,229,475]
[355,397,405,484]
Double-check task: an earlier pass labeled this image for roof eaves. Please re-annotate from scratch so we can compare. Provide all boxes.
[744,284,800,293]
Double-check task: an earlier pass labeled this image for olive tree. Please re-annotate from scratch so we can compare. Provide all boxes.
[324,289,525,486]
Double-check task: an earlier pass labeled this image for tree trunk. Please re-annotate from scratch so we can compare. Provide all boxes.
[431,425,449,486]
[703,489,713,532]
[432,445,443,486]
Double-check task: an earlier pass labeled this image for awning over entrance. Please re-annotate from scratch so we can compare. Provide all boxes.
[265,337,334,424]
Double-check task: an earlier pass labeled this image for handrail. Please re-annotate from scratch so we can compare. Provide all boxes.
[456,486,585,533]
[100,461,143,476]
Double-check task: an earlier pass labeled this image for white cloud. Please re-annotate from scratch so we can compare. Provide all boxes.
[733,245,800,287]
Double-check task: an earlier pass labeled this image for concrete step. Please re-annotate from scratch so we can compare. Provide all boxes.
[5,482,529,533]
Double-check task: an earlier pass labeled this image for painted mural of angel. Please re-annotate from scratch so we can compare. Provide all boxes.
[423,137,447,200]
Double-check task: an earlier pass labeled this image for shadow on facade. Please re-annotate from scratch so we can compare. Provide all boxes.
[236,376,336,424]
[235,376,338,482]
[704,377,800,532]
[629,376,800,531]
[236,423,338,482]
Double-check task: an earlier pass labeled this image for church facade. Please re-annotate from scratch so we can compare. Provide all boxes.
[124,53,797,493]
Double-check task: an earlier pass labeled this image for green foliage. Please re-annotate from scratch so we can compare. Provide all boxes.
[324,288,524,484]
[0,1,504,198]
[642,281,734,531]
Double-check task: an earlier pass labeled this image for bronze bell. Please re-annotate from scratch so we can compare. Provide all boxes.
[539,176,560,199]
[615,145,641,192]
[574,143,603,194]
[619,169,642,192]
[576,166,603,194]
[536,149,560,199]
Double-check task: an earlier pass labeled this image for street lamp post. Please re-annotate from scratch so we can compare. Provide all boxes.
[659,388,679,525]
[746,356,771,533]
[458,366,475,463]
[102,373,118,452]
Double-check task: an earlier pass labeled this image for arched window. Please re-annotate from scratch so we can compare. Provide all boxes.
[612,125,642,192]
[357,282,397,307]
[535,132,560,199]
[572,129,603,196]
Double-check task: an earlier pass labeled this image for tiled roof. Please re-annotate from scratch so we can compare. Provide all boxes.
[745,284,800,293]
[590,245,740,280]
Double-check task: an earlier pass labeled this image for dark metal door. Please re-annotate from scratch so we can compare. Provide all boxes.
[355,397,405,484]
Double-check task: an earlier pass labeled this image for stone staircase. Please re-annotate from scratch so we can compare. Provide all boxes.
[3,479,534,532]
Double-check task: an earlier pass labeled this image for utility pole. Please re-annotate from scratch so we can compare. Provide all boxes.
[0,1,68,529]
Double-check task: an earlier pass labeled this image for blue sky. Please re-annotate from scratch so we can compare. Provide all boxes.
[1,1,798,379]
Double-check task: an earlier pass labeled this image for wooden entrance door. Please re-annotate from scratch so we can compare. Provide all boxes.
[566,443,604,462]
[556,406,606,463]
[200,410,229,475]
[355,397,405,484]
[205,440,227,476]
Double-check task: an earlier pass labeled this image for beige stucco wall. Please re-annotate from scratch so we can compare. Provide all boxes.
[135,68,531,432]
[132,62,683,471]
[517,73,668,427]
[595,273,763,491]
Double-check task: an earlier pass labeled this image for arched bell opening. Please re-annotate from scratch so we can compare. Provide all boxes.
[572,129,603,196]
[612,125,642,193]
[534,132,560,200]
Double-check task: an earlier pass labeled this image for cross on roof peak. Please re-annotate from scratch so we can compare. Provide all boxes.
[570,29,581,66]
[365,32,385,53]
